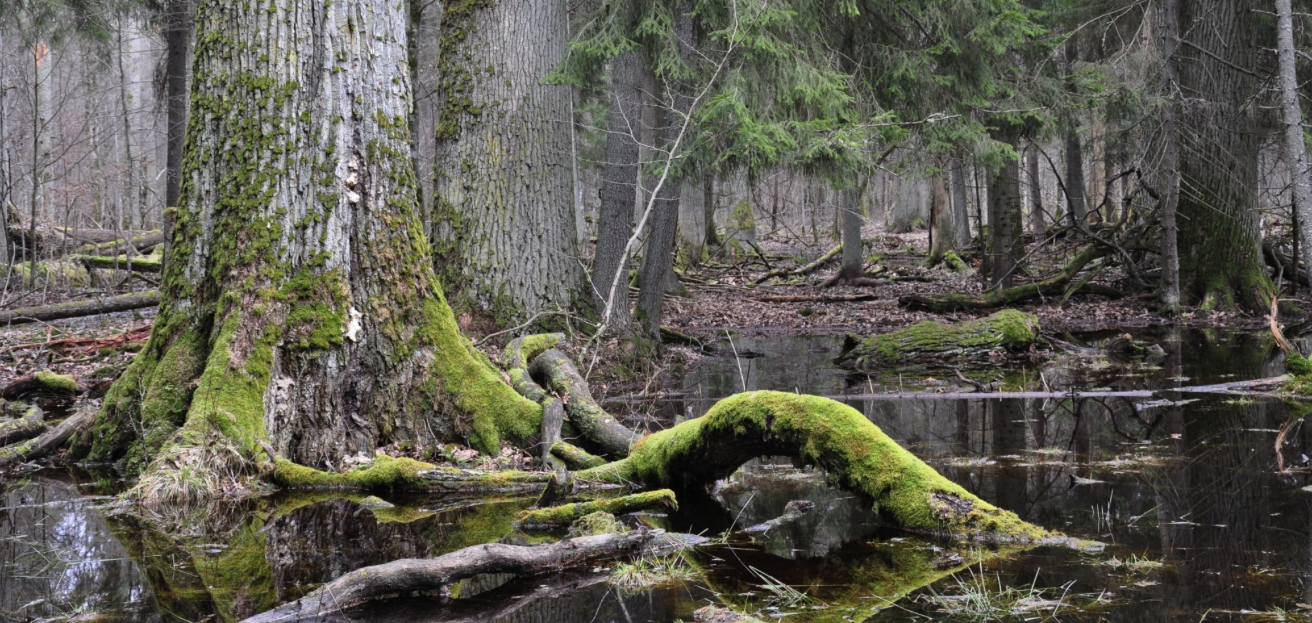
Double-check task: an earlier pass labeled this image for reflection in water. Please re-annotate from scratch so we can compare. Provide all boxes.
[1,329,1310,622]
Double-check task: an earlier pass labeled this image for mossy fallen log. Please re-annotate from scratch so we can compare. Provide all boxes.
[835,309,1041,369]
[530,349,639,458]
[73,231,166,258]
[577,391,1054,542]
[239,529,706,623]
[0,404,44,446]
[514,489,678,530]
[0,290,161,326]
[1,371,81,400]
[899,245,1117,311]
[74,254,164,273]
[752,244,841,285]
[0,404,95,468]
[8,259,92,288]
[272,454,555,493]
[551,440,608,470]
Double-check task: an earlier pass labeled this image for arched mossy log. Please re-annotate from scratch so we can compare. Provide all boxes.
[531,349,640,457]
[67,0,542,490]
[239,529,706,623]
[835,309,1041,370]
[514,489,678,530]
[577,391,1054,541]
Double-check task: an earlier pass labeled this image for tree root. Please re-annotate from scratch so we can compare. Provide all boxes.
[551,440,608,470]
[0,404,95,468]
[836,309,1041,369]
[577,391,1056,542]
[0,404,44,446]
[504,333,563,403]
[238,529,707,623]
[530,349,639,458]
[514,489,678,530]
[751,244,841,285]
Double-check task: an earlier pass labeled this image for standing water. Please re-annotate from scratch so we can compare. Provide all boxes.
[2,329,1310,622]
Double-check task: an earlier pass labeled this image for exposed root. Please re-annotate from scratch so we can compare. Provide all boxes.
[551,440,608,470]
[530,349,639,457]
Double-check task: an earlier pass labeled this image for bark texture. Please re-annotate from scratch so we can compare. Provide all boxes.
[838,186,864,281]
[72,0,539,484]
[951,154,972,246]
[1174,0,1273,309]
[1156,0,1182,309]
[431,0,581,323]
[927,175,954,264]
[987,139,1024,288]
[1276,0,1312,281]
[593,50,642,333]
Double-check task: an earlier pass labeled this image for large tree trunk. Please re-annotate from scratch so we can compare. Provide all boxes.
[1175,0,1273,310]
[72,0,539,487]
[1157,0,1182,310]
[987,138,1024,288]
[927,174,954,264]
[592,50,642,335]
[430,0,581,323]
[1276,0,1312,281]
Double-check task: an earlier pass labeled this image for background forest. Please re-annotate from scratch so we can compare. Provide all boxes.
[5,1,1312,622]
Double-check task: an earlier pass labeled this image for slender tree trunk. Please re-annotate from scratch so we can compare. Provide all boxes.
[1157,0,1181,311]
[431,0,581,323]
[1175,0,1272,310]
[73,0,539,482]
[987,138,1023,288]
[951,153,972,246]
[28,42,52,284]
[928,174,954,263]
[1027,143,1044,236]
[593,51,642,335]
[703,173,718,247]
[1276,0,1312,282]
[837,185,863,280]
[1063,40,1087,229]
[162,0,192,221]
[635,2,694,338]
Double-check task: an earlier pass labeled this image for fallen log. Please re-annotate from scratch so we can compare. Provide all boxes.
[1264,242,1312,288]
[530,349,640,458]
[0,404,44,446]
[751,244,841,285]
[74,254,164,273]
[1,371,81,400]
[0,290,161,326]
[835,309,1041,369]
[577,391,1058,542]
[239,529,706,623]
[0,404,95,468]
[514,489,678,530]
[899,245,1117,312]
[1,324,152,354]
[749,293,878,303]
[73,231,166,258]
[272,454,556,493]
[742,499,815,535]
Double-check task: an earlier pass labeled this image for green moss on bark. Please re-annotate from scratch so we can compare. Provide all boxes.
[837,309,1040,369]
[514,489,678,529]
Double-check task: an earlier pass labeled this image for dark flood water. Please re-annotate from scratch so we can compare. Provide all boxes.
[5,329,1312,622]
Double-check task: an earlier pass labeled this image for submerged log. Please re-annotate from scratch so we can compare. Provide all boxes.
[836,309,1041,369]
[578,391,1056,542]
[239,529,706,623]
[0,404,44,446]
[514,489,678,530]
[0,290,161,326]
[530,349,640,458]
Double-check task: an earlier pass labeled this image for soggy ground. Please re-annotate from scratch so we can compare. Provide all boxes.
[4,328,1312,622]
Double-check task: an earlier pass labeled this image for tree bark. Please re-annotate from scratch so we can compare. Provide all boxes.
[987,137,1024,288]
[927,174,954,264]
[431,0,581,323]
[1174,0,1273,310]
[161,0,194,261]
[71,0,540,487]
[1027,142,1045,235]
[837,186,864,281]
[951,153,972,246]
[1063,39,1087,229]
[1276,0,1312,284]
[593,50,642,334]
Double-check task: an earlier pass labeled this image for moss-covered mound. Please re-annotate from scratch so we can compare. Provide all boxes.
[836,309,1040,369]
[578,391,1052,542]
